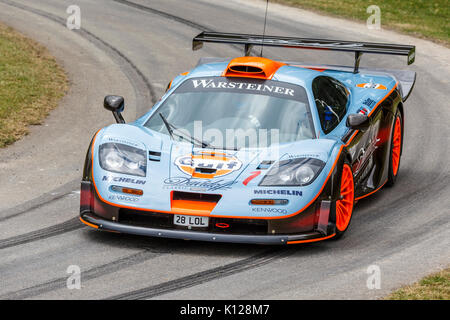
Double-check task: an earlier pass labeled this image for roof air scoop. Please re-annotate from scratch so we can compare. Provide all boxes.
[229,65,263,73]
[223,56,285,80]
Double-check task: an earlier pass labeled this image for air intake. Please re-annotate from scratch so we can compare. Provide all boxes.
[171,191,222,215]
[223,56,285,79]
[229,65,263,73]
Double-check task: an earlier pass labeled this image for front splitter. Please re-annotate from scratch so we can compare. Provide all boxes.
[81,213,335,245]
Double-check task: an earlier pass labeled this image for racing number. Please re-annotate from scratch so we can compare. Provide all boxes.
[242,170,261,186]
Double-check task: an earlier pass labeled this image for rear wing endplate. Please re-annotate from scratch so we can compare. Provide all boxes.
[192,32,416,73]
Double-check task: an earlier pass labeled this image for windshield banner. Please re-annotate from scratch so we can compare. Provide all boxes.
[176,77,308,101]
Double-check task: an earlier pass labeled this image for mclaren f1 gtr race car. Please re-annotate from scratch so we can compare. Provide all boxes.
[80,32,416,245]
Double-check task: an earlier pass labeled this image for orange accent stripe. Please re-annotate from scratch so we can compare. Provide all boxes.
[344,131,358,146]
[355,180,387,201]
[79,217,98,229]
[305,67,327,72]
[287,233,336,244]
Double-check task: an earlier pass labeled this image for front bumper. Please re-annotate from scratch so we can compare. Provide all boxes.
[80,181,336,245]
[80,213,335,245]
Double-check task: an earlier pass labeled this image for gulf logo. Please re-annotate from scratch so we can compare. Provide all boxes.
[356,83,387,90]
[174,151,242,179]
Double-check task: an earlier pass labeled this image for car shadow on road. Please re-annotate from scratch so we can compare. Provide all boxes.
[82,225,334,258]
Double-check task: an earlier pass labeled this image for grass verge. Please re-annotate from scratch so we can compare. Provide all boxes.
[387,268,450,300]
[0,22,68,148]
[272,0,449,46]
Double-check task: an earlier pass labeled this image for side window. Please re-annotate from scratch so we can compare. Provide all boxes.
[312,76,349,134]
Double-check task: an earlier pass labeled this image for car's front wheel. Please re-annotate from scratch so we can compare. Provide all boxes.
[334,162,355,239]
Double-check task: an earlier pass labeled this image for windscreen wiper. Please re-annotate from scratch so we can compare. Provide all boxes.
[159,113,214,149]
[159,113,174,140]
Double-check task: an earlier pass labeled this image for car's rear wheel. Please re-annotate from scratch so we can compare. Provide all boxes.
[386,111,403,187]
[334,162,355,239]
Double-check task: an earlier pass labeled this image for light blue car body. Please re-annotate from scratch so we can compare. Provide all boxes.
[91,60,397,219]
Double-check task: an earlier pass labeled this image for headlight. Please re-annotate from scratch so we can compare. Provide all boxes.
[259,158,325,186]
[99,143,146,177]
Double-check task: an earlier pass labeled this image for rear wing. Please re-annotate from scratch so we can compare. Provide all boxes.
[192,32,416,74]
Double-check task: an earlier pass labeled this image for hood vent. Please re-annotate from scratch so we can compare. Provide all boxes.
[148,151,161,162]
[257,160,275,170]
[195,167,217,175]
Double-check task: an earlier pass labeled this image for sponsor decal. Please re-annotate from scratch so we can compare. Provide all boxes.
[287,154,321,159]
[356,156,374,184]
[107,195,140,202]
[254,189,302,196]
[352,126,380,175]
[102,176,146,185]
[363,98,376,108]
[358,107,370,115]
[174,76,310,101]
[252,207,288,214]
[175,151,242,179]
[104,136,140,148]
[356,83,387,90]
[191,79,295,96]
[163,177,237,192]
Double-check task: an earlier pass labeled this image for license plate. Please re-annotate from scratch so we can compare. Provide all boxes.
[174,214,209,227]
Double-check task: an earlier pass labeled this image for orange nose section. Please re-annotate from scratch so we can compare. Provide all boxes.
[223,57,285,80]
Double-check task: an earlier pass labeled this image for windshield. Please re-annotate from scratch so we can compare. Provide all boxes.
[144,77,314,150]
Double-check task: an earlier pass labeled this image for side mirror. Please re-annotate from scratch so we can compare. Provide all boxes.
[104,95,125,124]
[346,113,370,131]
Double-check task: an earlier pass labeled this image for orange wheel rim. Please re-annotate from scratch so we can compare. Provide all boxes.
[336,164,354,232]
[392,117,402,176]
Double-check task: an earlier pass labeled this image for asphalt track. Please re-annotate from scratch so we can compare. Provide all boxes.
[0,0,448,299]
